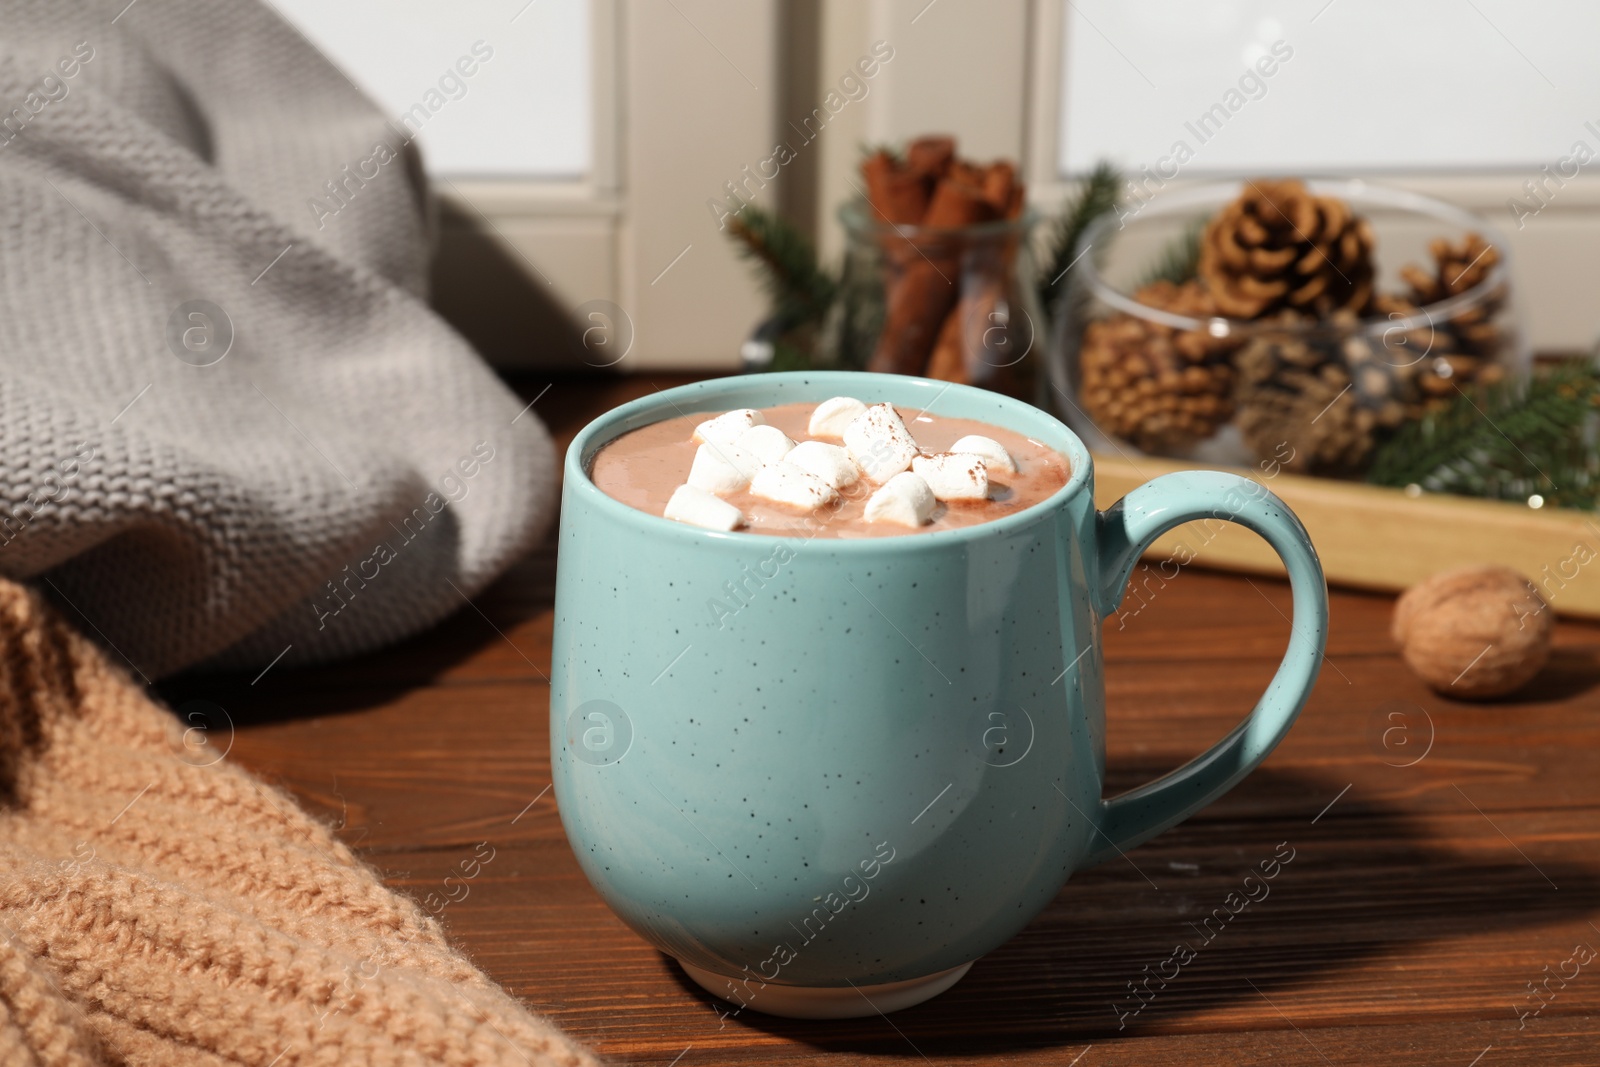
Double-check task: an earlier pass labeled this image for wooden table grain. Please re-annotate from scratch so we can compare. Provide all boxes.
[160,373,1600,1066]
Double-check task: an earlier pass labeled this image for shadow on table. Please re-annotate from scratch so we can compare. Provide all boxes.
[156,538,559,723]
[1492,645,1600,704]
[667,764,1599,1056]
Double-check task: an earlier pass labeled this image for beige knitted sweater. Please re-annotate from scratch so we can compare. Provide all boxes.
[0,578,600,1067]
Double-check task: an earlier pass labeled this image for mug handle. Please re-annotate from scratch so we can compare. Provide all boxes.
[1079,470,1328,869]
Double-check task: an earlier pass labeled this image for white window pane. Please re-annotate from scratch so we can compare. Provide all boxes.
[271,0,590,178]
[1060,0,1597,175]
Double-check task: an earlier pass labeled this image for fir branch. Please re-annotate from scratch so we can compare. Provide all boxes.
[725,206,838,327]
[1135,215,1208,290]
[1037,161,1121,326]
[1367,360,1600,509]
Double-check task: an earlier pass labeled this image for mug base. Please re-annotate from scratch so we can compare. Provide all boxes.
[678,959,975,1019]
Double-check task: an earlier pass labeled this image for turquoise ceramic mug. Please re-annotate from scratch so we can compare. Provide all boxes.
[552,372,1326,1019]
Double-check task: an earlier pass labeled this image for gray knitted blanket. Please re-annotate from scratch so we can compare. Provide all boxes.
[0,0,556,678]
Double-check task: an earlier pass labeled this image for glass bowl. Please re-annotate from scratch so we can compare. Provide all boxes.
[1047,178,1530,476]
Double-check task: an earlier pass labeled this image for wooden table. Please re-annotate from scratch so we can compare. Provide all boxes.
[160,374,1600,1066]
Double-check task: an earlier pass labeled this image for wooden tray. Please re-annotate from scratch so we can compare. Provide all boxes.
[1091,452,1600,619]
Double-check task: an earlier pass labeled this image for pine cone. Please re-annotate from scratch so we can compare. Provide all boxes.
[1233,321,1408,475]
[1200,179,1376,320]
[1078,280,1236,453]
[1400,232,1505,359]
[1401,233,1499,303]
[1373,292,1507,412]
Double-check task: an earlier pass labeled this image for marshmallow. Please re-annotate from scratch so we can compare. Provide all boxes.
[912,452,989,501]
[843,403,920,482]
[664,484,743,531]
[749,462,838,512]
[808,396,869,438]
[950,434,1016,474]
[784,440,860,490]
[735,424,797,466]
[864,471,936,528]
[693,409,765,449]
[687,442,760,495]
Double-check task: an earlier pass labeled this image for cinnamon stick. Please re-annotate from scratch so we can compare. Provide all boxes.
[867,178,992,375]
[906,135,955,182]
[924,176,997,228]
[869,262,960,375]
[862,150,928,225]
[924,303,966,382]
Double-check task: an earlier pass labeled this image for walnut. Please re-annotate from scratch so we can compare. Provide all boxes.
[1391,566,1552,700]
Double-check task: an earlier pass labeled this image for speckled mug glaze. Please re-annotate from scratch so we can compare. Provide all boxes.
[551,372,1328,1016]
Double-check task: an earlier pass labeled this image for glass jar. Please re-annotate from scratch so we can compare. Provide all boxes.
[1048,179,1529,476]
[819,202,1045,402]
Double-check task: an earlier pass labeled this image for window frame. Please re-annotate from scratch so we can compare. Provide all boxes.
[436,0,779,370]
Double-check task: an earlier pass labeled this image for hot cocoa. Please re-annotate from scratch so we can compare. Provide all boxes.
[589,397,1070,539]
